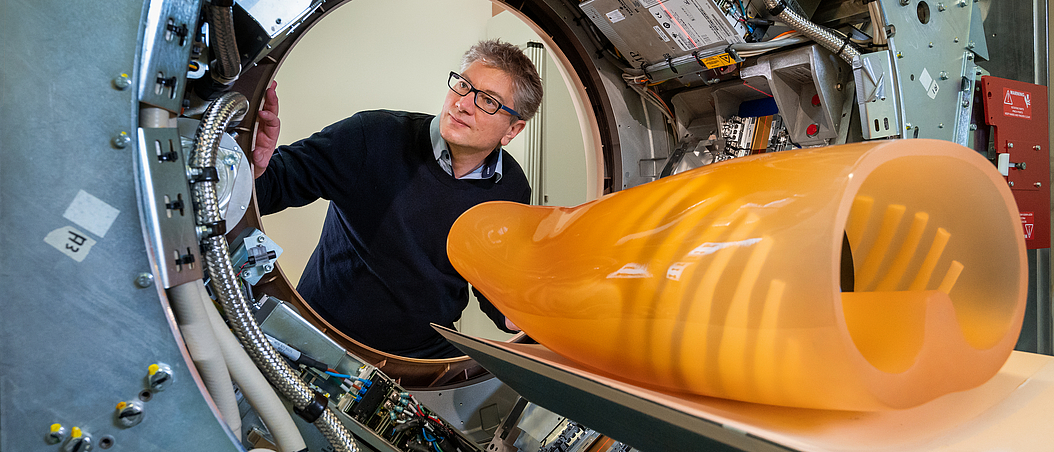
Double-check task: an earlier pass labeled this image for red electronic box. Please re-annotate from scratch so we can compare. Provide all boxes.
[981,76,1050,249]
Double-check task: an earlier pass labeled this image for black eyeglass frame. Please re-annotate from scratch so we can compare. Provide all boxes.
[448,71,522,119]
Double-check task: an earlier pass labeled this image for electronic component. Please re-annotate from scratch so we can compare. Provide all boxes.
[722,114,790,157]
[231,228,283,285]
[579,0,743,68]
[254,295,481,452]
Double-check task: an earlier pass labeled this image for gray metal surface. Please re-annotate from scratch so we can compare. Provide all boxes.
[882,0,979,144]
[255,295,368,376]
[410,374,521,444]
[858,51,902,139]
[437,327,794,452]
[741,44,853,146]
[0,0,242,450]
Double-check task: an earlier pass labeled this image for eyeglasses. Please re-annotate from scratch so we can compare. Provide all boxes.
[448,71,521,119]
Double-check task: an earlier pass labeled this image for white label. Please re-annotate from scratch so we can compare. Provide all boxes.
[647,0,736,52]
[653,25,671,42]
[45,226,97,262]
[606,9,625,23]
[919,68,939,99]
[63,190,120,238]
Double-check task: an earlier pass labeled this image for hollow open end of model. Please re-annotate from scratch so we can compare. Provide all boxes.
[841,153,1025,377]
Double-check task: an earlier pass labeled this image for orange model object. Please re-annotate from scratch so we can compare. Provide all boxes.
[447,139,1027,411]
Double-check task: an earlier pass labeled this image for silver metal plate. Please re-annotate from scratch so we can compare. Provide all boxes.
[138,127,204,288]
[139,0,202,112]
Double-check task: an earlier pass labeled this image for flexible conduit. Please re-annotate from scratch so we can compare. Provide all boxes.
[206,1,242,85]
[761,0,862,67]
[190,92,359,452]
[199,280,307,452]
[169,281,243,436]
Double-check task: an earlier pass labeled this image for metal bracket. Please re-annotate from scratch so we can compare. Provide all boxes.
[137,127,203,288]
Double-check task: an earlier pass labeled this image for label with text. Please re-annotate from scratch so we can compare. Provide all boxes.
[45,226,97,262]
[1021,212,1035,240]
[1003,88,1033,120]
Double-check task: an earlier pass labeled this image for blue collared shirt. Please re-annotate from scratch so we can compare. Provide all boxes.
[430,116,503,181]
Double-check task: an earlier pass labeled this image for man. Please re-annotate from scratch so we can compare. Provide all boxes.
[251,40,542,358]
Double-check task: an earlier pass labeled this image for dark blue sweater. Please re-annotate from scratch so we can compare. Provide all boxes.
[256,110,530,358]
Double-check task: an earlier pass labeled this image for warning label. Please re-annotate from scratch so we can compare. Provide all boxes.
[1022,212,1035,240]
[1004,88,1033,120]
[701,53,735,69]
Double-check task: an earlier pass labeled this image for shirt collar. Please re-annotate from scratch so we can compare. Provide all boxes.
[430,115,503,181]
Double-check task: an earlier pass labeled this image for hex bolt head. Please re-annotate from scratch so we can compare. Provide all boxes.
[134,272,154,288]
[111,131,131,149]
[112,74,132,90]
[900,0,909,5]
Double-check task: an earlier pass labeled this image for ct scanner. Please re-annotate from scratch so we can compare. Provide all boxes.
[2,0,1052,451]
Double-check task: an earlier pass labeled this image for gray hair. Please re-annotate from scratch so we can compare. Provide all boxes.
[461,39,543,122]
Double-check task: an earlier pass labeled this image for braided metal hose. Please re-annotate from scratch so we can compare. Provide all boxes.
[191,92,359,452]
[205,2,242,85]
[761,0,862,68]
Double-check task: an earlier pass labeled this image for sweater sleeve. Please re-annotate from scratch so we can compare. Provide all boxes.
[473,286,519,334]
[255,115,366,215]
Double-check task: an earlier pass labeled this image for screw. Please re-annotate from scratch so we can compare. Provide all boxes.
[263,264,274,272]
[62,428,91,452]
[1034,145,1042,151]
[112,74,131,90]
[148,363,173,391]
[940,71,949,80]
[970,124,978,130]
[939,123,944,128]
[1036,182,1043,188]
[900,0,909,5]
[257,235,266,243]
[112,131,131,149]
[957,0,967,6]
[905,123,913,130]
[276,18,282,24]
[115,401,145,428]
[938,3,946,11]
[134,273,154,288]
[929,42,934,48]
[1010,181,1015,187]
[962,100,970,107]
[222,153,240,167]
[47,424,68,444]
[1009,142,1015,148]
[967,53,974,60]
[897,52,904,59]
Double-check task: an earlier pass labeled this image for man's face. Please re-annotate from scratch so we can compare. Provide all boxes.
[440,61,526,156]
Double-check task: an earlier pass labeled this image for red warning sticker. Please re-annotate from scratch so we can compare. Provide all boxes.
[1004,88,1033,120]
[1022,212,1035,240]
